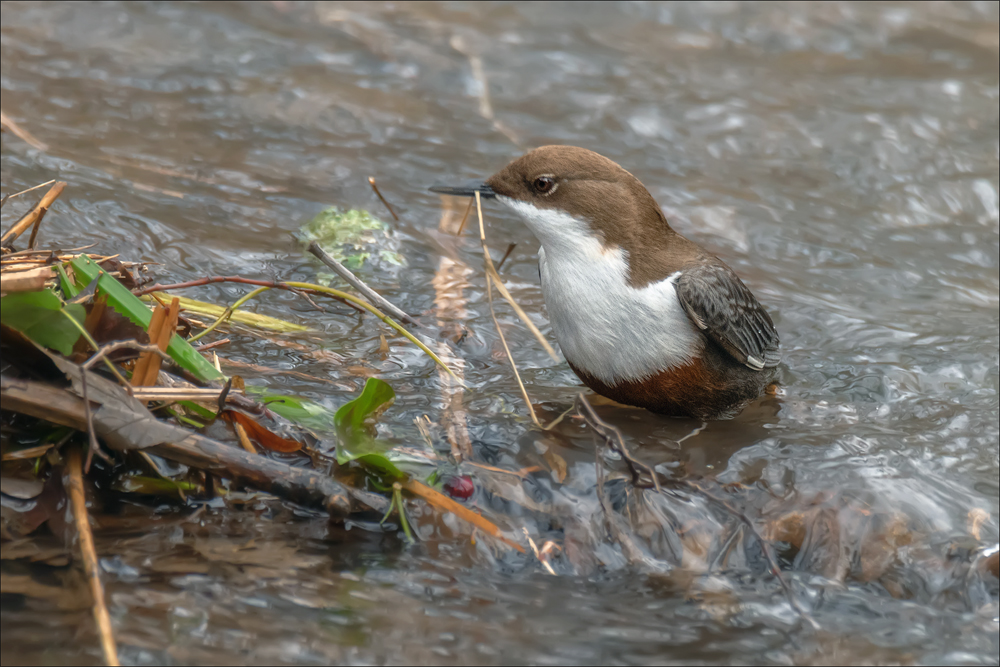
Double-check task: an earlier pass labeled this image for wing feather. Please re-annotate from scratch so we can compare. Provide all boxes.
[676,262,780,371]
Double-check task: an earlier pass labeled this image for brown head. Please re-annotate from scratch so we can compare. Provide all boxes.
[431,145,707,286]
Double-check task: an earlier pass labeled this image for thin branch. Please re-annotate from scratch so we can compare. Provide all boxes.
[576,393,660,492]
[0,179,56,209]
[134,276,360,312]
[367,176,399,221]
[495,243,517,273]
[307,241,417,325]
[65,448,120,666]
[193,338,231,352]
[1,181,66,247]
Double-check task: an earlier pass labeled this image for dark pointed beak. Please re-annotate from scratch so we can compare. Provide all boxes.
[428,179,495,199]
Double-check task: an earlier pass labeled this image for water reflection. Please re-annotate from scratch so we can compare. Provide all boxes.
[2,0,998,664]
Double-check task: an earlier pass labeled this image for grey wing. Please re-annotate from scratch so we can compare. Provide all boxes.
[675,262,780,371]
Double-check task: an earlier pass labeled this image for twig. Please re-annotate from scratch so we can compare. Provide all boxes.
[134,276,360,312]
[0,179,56,209]
[367,176,399,221]
[495,243,517,273]
[0,110,49,151]
[65,448,120,666]
[0,181,66,248]
[82,341,171,375]
[576,394,661,492]
[78,362,110,473]
[193,338,231,352]
[307,241,417,325]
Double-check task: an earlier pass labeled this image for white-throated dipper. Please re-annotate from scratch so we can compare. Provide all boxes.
[431,145,780,419]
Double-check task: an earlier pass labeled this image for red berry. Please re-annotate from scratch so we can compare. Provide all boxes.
[443,474,474,500]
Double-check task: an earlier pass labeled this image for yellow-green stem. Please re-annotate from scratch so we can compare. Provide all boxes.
[282,281,463,384]
[188,285,270,343]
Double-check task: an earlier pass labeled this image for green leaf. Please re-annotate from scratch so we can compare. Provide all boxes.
[176,400,217,421]
[69,255,223,382]
[243,387,336,431]
[333,378,403,480]
[0,289,85,355]
[55,263,81,299]
[334,377,395,434]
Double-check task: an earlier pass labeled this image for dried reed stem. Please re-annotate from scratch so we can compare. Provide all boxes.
[65,448,120,666]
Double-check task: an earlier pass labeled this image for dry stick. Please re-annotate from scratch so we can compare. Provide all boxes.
[0,265,54,293]
[65,448,120,666]
[367,176,399,221]
[456,198,475,236]
[2,376,354,515]
[0,110,49,151]
[0,181,66,247]
[308,241,417,325]
[475,192,573,431]
[2,242,97,256]
[575,394,661,492]
[474,192,558,360]
[0,179,56,209]
[684,480,820,631]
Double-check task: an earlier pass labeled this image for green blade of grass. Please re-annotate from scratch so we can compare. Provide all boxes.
[69,255,223,383]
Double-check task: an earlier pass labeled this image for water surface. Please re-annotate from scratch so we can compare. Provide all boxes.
[1,1,998,664]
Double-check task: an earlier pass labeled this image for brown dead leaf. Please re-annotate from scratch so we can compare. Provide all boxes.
[222,410,302,453]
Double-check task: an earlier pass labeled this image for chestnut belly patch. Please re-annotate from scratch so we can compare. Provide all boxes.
[568,357,773,420]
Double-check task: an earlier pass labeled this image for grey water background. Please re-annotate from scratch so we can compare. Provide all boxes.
[1,1,998,664]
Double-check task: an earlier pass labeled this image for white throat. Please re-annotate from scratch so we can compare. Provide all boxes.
[497,196,702,384]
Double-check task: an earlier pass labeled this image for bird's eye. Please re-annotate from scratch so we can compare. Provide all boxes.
[533,176,556,194]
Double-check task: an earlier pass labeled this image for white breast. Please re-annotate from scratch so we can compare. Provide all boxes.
[498,197,702,384]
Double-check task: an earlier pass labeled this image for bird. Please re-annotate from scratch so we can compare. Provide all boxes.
[431,145,780,420]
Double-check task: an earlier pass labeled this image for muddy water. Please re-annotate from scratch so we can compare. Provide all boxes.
[2,1,998,664]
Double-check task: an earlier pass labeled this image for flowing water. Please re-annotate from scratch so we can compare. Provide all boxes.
[1,1,998,664]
